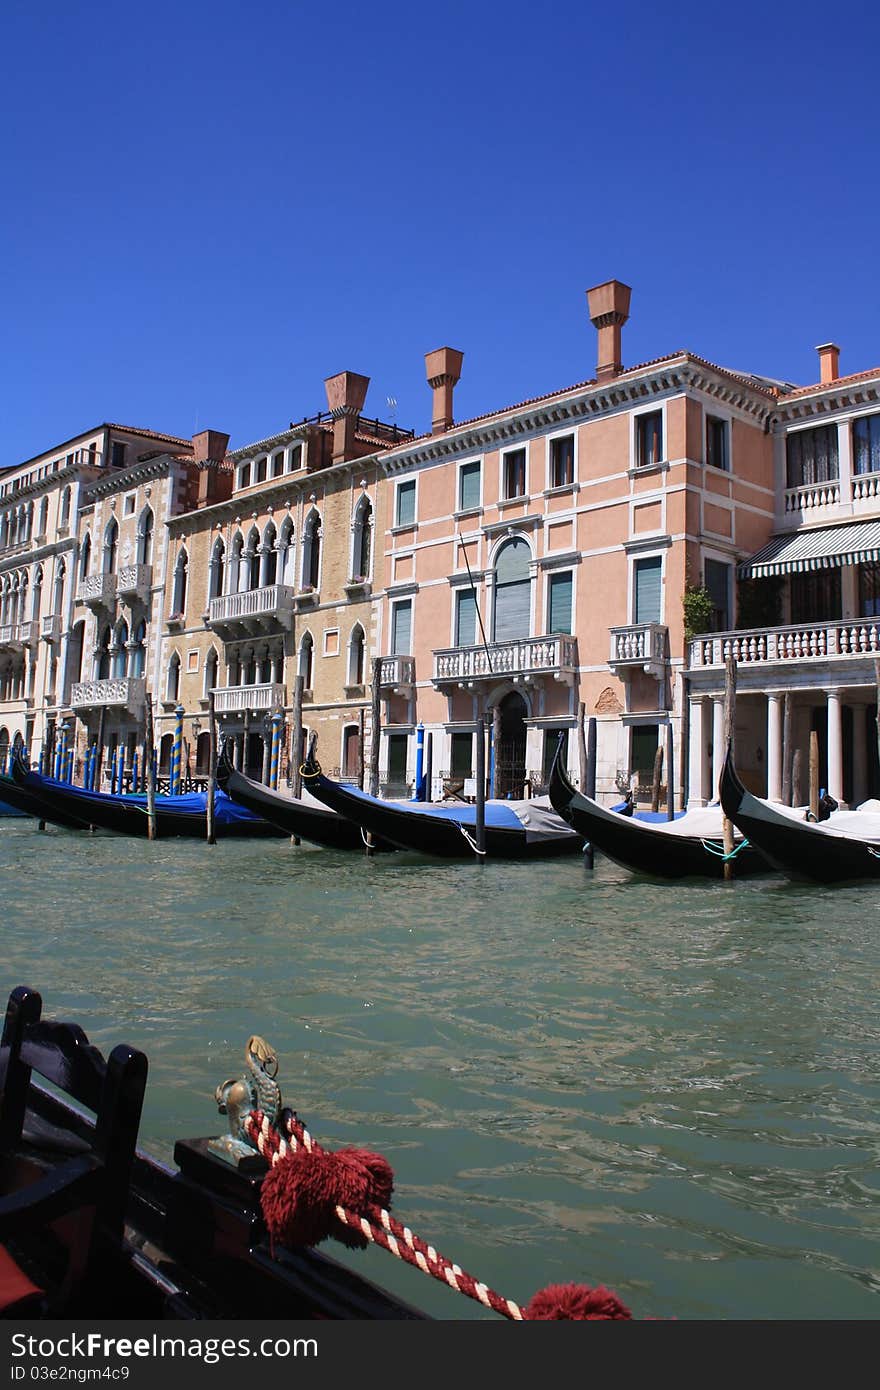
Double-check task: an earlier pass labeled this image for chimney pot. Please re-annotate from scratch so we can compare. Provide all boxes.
[586,279,632,381]
[815,343,841,385]
[324,371,370,464]
[425,347,464,434]
[192,429,232,507]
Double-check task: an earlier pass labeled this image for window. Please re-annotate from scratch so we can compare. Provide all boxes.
[706,416,729,471]
[171,549,188,617]
[102,519,118,574]
[79,533,91,580]
[130,620,147,678]
[123,494,136,516]
[272,451,284,478]
[110,441,126,468]
[256,457,268,484]
[352,497,372,579]
[137,509,153,566]
[458,461,481,512]
[493,538,531,641]
[166,652,181,702]
[634,556,662,624]
[790,569,841,624]
[548,571,573,634]
[60,487,71,529]
[786,424,838,487]
[502,449,526,499]
[299,632,314,690]
[112,622,128,679]
[704,558,732,632]
[95,625,112,680]
[238,463,251,489]
[302,511,321,589]
[636,411,663,468]
[549,435,574,488]
[204,647,219,696]
[853,413,880,476]
[386,734,409,794]
[348,625,366,686]
[395,479,416,528]
[455,588,477,646]
[391,599,412,655]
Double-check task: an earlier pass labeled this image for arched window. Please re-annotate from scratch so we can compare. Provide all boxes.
[159,733,174,774]
[204,647,219,697]
[352,496,372,580]
[31,565,43,621]
[103,517,118,574]
[245,527,260,590]
[0,577,9,625]
[129,619,147,677]
[278,517,294,585]
[493,537,532,642]
[229,531,244,593]
[53,558,65,617]
[261,522,277,587]
[17,575,27,625]
[208,536,225,600]
[171,549,188,617]
[195,732,211,774]
[166,652,181,702]
[112,621,129,678]
[347,624,365,687]
[25,502,33,540]
[67,620,85,689]
[137,508,154,566]
[96,624,112,680]
[302,510,321,590]
[60,486,71,528]
[298,632,314,691]
[37,497,48,538]
[79,533,91,580]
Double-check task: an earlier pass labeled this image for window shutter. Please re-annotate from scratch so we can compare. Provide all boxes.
[494,539,531,641]
[392,600,412,654]
[456,589,477,646]
[459,462,481,511]
[396,481,416,527]
[549,572,572,634]
[635,557,662,624]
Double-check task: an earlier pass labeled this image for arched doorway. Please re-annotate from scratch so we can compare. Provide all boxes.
[495,691,527,798]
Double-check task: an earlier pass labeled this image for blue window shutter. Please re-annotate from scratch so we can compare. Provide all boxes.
[396,481,416,527]
[392,600,412,654]
[459,463,481,511]
[549,572,572,634]
[456,589,477,645]
[635,557,662,624]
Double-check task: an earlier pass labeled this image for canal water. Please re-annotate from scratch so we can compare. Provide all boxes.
[1,819,878,1320]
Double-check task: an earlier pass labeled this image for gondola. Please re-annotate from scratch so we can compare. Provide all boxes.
[548,745,770,879]
[300,754,586,860]
[0,985,424,1319]
[0,767,91,829]
[720,745,880,884]
[216,749,396,852]
[9,757,284,840]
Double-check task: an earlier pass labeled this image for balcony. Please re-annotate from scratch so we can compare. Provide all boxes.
[608,623,668,679]
[432,635,577,688]
[207,585,295,637]
[689,620,880,672]
[379,655,416,692]
[70,677,146,712]
[116,563,152,602]
[212,683,287,715]
[783,480,840,516]
[77,573,116,609]
[0,620,38,651]
[41,614,61,642]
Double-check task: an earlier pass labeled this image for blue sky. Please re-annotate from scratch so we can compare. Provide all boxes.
[3,0,879,464]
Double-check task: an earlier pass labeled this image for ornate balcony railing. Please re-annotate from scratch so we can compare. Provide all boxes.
[379,655,415,690]
[77,573,116,608]
[608,623,668,674]
[0,620,38,650]
[783,479,840,514]
[208,585,295,633]
[689,620,880,669]
[432,635,577,686]
[70,677,146,711]
[212,683,287,715]
[116,563,152,600]
[41,614,61,642]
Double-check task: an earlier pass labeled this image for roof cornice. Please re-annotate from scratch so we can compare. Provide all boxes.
[168,453,380,531]
[774,377,880,424]
[85,456,179,499]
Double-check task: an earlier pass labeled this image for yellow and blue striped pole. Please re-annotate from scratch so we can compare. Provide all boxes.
[171,704,185,795]
[270,712,283,789]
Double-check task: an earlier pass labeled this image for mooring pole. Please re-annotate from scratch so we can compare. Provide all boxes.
[722,655,737,880]
[578,702,588,791]
[666,721,675,821]
[781,691,793,806]
[424,730,433,804]
[357,706,365,791]
[491,703,502,798]
[291,674,304,799]
[651,743,664,813]
[583,716,597,869]
[475,715,486,859]
[369,657,382,798]
[144,693,157,841]
[809,727,820,820]
[206,689,217,846]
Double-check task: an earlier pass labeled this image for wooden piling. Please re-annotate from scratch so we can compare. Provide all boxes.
[577,702,588,792]
[291,675,304,799]
[206,689,216,846]
[666,721,675,821]
[651,744,664,813]
[584,717,597,871]
[722,655,737,879]
[781,691,792,806]
[809,728,820,820]
[94,704,106,791]
[475,715,486,858]
[357,706,365,791]
[492,703,502,798]
[369,657,382,798]
[792,746,803,807]
[144,693,157,841]
[424,730,433,803]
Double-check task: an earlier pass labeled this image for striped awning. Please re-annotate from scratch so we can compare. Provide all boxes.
[738,520,880,579]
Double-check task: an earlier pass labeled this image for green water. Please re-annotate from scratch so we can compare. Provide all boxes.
[1,819,879,1320]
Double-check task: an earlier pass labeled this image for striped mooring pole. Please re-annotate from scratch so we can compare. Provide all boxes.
[55,723,68,781]
[270,711,283,790]
[64,742,75,783]
[412,723,425,801]
[171,704,185,795]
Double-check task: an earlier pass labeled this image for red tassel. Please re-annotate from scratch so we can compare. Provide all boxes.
[261,1145,394,1250]
[523,1283,632,1320]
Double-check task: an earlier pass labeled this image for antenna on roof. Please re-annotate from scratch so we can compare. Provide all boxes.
[386,395,398,423]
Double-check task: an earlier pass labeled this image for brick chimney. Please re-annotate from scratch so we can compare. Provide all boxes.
[425,347,464,434]
[324,371,370,464]
[192,429,232,508]
[816,343,841,385]
[586,280,632,382]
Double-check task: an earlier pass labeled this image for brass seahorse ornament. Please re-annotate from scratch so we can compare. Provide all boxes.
[209,1035,282,1167]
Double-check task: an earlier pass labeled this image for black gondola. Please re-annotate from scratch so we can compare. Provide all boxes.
[300,754,585,860]
[0,985,425,1319]
[10,759,285,840]
[0,766,90,830]
[216,749,395,852]
[548,744,770,879]
[720,744,880,884]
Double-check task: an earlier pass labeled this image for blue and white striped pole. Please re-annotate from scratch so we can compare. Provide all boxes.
[270,712,282,790]
[132,750,139,794]
[109,746,118,793]
[65,742,74,783]
[171,704,185,795]
[55,723,68,781]
[412,723,425,801]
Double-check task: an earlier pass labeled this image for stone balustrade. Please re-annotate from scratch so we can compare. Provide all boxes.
[212,683,287,714]
[70,676,146,710]
[689,619,880,669]
[432,635,577,685]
